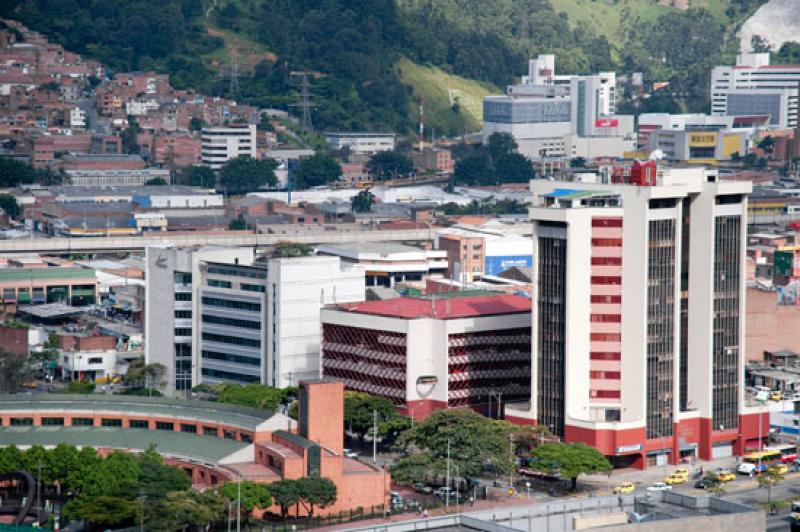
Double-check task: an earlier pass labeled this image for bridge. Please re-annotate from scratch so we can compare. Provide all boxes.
[0,228,437,256]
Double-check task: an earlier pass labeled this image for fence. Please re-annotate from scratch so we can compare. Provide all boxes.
[255,505,389,531]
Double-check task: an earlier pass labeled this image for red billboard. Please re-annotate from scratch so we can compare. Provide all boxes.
[594,118,619,128]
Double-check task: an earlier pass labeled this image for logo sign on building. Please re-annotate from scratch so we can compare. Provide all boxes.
[594,118,619,128]
[485,255,533,276]
[615,444,643,454]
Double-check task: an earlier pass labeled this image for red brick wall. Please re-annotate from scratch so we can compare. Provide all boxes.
[0,325,27,356]
[746,287,800,361]
[58,334,116,351]
[300,381,343,454]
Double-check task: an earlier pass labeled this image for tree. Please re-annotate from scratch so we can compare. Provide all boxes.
[146,489,226,531]
[367,151,414,180]
[214,383,294,411]
[220,481,272,521]
[751,34,772,53]
[0,348,28,393]
[218,156,278,196]
[63,446,102,495]
[123,357,166,391]
[0,446,23,474]
[486,132,518,163]
[758,465,785,509]
[189,116,206,131]
[138,447,191,498]
[296,477,337,517]
[145,177,168,186]
[48,443,81,494]
[66,495,138,527]
[272,242,313,258]
[294,153,342,189]
[0,193,21,219]
[495,153,533,184]
[758,135,774,154]
[392,409,516,486]
[452,153,495,187]
[344,392,409,444]
[774,41,800,64]
[351,189,375,213]
[269,479,301,518]
[0,157,36,187]
[180,165,216,187]
[229,216,247,230]
[531,442,612,490]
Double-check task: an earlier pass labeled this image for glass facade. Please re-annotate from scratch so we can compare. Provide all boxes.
[679,198,691,412]
[646,219,676,439]
[712,215,741,431]
[537,235,567,438]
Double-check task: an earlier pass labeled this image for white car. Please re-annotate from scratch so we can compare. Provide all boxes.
[646,482,672,492]
[343,449,359,459]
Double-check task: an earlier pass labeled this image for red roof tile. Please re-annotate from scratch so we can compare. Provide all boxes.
[337,294,531,319]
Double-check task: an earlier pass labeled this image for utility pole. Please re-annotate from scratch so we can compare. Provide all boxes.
[373,409,378,464]
[290,72,320,134]
[446,440,451,508]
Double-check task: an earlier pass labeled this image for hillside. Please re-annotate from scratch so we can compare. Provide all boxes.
[0,0,769,135]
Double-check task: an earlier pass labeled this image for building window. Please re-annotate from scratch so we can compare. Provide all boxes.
[201,350,260,366]
[590,295,622,304]
[589,333,622,342]
[88,357,103,364]
[175,292,192,301]
[175,310,192,319]
[208,279,232,288]
[71,417,94,426]
[590,276,622,285]
[241,283,266,293]
[592,218,623,228]
[156,422,174,431]
[174,328,192,337]
[10,418,33,426]
[590,257,622,266]
[201,315,261,330]
[42,417,64,426]
[591,238,623,247]
[240,433,253,443]
[181,424,197,433]
[130,419,149,429]
[203,426,218,436]
[223,429,237,440]
[201,297,261,312]
[605,409,621,422]
[201,333,260,348]
[174,272,192,284]
[102,418,122,427]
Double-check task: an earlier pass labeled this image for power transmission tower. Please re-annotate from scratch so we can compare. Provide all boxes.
[290,71,317,133]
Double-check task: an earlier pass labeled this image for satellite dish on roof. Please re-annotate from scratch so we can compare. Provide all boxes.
[648,149,665,161]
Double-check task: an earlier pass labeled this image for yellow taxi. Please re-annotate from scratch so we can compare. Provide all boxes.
[771,390,784,401]
[673,468,689,478]
[716,470,736,482]
[769,463,789,475]
[613,482,635,494]
[664,473,687,485]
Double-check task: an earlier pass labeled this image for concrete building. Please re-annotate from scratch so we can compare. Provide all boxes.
[321,293,531,419]
[436,226,533,281]
[201,125,257,169]
[0,381,390,516]
[647,127,749,164]
[0,262,98,312]
[483,54,635,160]
[711,53,800,128]
[66,168,171,187]
[507,165,767,469]
[146,247,365,395]
[315,243,447,288]
[324,132,396,154]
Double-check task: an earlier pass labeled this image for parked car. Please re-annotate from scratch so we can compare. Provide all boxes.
[673,468,689,478]
[646,482,672,492]
[694,478,720,490]
[413,483,433,494]
[771,390,784,401]
[769,463,789,475]
[613,482,635,494]
[664,474,687,485]
[716,469,736,482]
[434,487,460,500]
[343,449,359,459]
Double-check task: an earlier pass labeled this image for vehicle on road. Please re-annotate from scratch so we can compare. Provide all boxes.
[343,449,359,459]
[769,463,788,475]
[434,487,460,501]
[664,474,687,485]
[646,482,672,492]
[766,444,798,463]
[716,469,735,482]
[790,501,800,524]
[613,482,635,494]
[771,390,784,401]
[738,450,782,475]
[694,477,721,490]
[21,380,37,389]
[673,468,689,478]
[413,483,433,494]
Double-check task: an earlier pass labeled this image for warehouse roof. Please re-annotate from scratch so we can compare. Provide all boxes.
[337,293,531,319]
[0,394,275,430]
[0,426,247,464]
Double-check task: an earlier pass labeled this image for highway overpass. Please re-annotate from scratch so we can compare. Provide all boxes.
[0,228,437,256]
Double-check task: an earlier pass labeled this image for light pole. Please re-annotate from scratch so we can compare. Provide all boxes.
[446,440,451,508]
[373,409,378,464]
[236,471,241,532]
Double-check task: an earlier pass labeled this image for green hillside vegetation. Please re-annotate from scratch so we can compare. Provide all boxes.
[1,0,768,134]
[395,57,498,135]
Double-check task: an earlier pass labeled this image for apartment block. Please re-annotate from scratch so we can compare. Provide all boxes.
[201,125,257,169]
[506,166,767,469]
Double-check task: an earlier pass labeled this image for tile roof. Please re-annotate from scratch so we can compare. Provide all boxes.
[337,293,531,319]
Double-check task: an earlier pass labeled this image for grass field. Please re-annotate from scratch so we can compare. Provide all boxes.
[549,0,733,47]
[395,57,499,136]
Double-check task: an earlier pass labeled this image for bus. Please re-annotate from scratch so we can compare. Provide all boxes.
[738,450,783,475]
[766,444,798,463]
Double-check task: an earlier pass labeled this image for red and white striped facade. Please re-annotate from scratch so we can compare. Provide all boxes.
[320,295,531,419]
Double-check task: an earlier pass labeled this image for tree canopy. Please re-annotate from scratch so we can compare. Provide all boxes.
[144,177,168,186]
[219,481,272,517]
[179,165,216,188]
[392,408,515,484]
[212,383,295,411]
[351,189,375,213]
[367,151,414,180]
[531,442,612,490]
[294,153,342,189]
[344,391,410,444]
[218,156,278,196]
[0,193,21,219]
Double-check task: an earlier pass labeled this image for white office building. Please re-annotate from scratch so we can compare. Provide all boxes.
[324,132,396,154]
[145,247,365,395]
[711,53,800,128]
[201,124,257,169]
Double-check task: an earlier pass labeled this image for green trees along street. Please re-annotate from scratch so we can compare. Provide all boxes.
[532,442,612,491]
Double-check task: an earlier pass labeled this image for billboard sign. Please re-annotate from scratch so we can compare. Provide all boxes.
[594,118,619,128]
[485,255,532,276]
